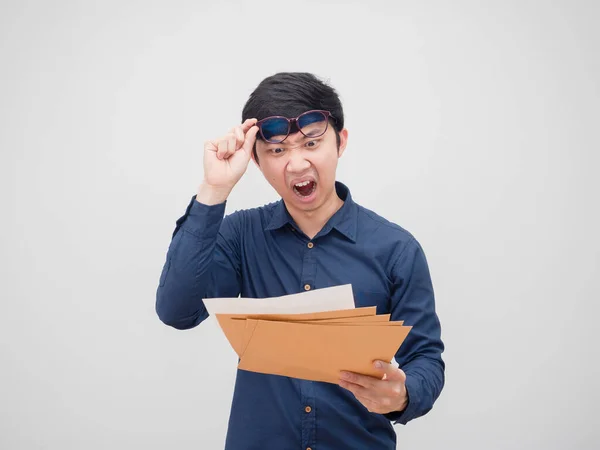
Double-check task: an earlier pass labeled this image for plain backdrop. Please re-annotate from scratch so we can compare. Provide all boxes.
[1,1,599,449]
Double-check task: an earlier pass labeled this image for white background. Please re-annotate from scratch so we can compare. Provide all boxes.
[1,1,598,449]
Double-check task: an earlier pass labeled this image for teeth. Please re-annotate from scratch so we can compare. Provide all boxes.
[295,180,312,187]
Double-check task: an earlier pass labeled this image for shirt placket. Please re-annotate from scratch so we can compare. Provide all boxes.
[300,379,316,450]
[300,239,317,449]
[301,239,317,292]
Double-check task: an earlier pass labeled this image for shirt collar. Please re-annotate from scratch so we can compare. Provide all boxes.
[265,181,358,243]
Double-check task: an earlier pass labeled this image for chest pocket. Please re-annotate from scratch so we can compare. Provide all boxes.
[352,290,391,315]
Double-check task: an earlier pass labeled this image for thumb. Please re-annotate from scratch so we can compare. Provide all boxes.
[374,360,406,383]
[241,125,259,156]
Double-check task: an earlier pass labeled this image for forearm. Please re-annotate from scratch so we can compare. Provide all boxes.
[386,356,445,424]
[155,228,216,329]
[156,197,238,329]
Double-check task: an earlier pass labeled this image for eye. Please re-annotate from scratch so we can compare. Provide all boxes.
[306,140,318,148]
[270,147,285,154]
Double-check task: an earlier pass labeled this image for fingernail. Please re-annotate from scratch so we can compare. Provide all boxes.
[374,361,382,368]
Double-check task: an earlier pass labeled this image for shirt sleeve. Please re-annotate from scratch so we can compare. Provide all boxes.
[155,195,242,330]
[383,236,445,425]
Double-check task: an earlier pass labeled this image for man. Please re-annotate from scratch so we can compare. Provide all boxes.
[156,72,445,449]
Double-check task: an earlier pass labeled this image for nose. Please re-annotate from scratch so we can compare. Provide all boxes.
[286,147,311,173]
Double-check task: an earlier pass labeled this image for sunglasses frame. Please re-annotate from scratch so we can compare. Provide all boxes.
[256,110,334,144]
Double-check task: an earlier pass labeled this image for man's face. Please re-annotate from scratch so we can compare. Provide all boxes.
[253,124,348,213]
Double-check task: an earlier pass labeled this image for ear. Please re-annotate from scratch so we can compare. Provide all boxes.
[337,128,349,158]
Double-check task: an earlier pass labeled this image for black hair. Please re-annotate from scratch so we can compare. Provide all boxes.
[241,72,344,164]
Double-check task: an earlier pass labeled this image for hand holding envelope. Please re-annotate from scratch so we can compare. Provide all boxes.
[202,285,412,384]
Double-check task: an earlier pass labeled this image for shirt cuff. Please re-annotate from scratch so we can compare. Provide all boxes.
[175,195,227,240]
[383,374,420,425]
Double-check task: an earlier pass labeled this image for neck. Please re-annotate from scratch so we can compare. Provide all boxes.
[285,186,344,240]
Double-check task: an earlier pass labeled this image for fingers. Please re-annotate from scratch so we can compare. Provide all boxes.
[241,125,259,154]
[204,139,217,153]
[340,371,380,390]
[232,125,245,149]
[215,133,235,160]
[339,369,404,400]
[355,395,382,414]
[355,394,395,414]
[241,118,258,133]
[208,119,258,161]
[339,381,392,414]
[339,379,370,398]
[339,373,406,415]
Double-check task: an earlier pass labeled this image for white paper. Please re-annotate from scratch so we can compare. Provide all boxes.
[202,284,355,315]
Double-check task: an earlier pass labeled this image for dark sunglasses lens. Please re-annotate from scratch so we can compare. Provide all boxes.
[298,111,328,138]
[260,118,289,143]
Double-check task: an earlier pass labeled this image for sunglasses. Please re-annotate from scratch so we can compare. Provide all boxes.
[256,110,334,144]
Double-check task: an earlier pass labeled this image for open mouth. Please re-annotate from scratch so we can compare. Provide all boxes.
[292,180,317,198]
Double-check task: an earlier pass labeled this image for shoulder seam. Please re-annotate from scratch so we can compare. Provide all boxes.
[390,235,418,275]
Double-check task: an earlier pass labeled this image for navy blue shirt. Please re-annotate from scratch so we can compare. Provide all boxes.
[156,181,445,449]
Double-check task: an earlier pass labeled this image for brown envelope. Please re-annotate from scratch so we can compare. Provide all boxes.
[233,313,392,325]
[296,319,404,325]
[295,316,404,325]
[221,306,377,322]
[237,319,411,384]
[297,314,392,323]
[215,307,377,357]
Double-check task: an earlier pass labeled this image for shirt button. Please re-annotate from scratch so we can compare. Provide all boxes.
[304,284,311,291]
[305,406,312,413]
[307,242,314,249]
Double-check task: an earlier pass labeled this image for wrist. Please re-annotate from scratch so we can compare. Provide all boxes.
[196,182,233,205]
